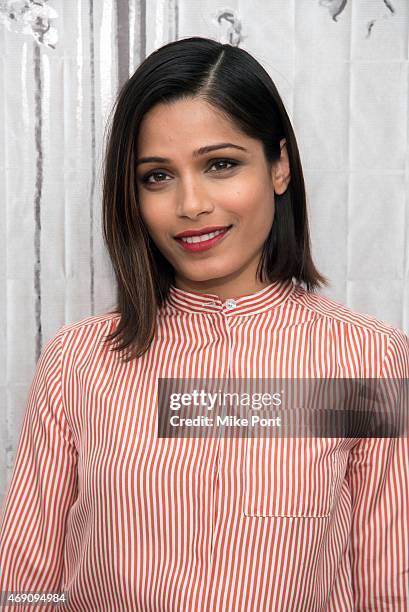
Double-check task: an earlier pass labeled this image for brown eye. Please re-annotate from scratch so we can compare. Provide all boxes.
[140,158,239,186]
[208,159,238,172]
[141,171,170,184]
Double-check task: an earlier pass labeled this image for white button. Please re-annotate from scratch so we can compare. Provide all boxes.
[225,298,236,310]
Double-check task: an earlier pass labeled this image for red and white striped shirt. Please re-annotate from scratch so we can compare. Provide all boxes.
[0,279,408,611]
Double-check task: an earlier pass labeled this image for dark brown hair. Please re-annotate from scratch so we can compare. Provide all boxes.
[102,36,328,362]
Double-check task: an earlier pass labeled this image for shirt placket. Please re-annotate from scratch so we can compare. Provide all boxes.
[199,297,237,609]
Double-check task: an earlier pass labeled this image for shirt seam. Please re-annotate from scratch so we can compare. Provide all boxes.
[55,327,78,451]
[290,287,394,338]
[57,318,115,449]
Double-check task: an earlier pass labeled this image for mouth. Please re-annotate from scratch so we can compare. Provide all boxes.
[174,225,233,253]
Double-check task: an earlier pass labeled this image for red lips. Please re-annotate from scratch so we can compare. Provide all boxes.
[174,225,232,239]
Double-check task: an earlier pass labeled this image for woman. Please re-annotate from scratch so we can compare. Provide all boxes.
[0,36,408,611]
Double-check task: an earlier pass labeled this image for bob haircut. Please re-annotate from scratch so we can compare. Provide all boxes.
[102,36,328,362]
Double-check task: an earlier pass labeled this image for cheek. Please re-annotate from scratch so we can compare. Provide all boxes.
[239,199,274,243]
[232,191,274,225]
[230,178,272,209]
[139,205,166,238]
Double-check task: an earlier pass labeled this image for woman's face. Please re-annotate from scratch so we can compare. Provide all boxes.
[136,97,290,298]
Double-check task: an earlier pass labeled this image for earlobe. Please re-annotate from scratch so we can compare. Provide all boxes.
[274,179,290,196]
[272,138,291,195]
[272,171,291,195]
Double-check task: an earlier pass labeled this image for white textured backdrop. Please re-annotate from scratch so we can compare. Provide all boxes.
[0,0,408,505]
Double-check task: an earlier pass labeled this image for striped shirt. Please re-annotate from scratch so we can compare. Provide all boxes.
[0,279,408,611]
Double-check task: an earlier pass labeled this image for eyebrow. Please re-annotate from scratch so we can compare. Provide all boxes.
[135,142,248,166]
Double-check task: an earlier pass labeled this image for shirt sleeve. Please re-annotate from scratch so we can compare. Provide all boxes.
[345,327,409,611]
[0,328,78,607]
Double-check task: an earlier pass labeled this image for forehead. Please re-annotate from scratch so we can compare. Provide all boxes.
[137,97,246,151]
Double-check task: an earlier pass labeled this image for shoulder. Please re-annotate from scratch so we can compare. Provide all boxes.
[290,284,400,338]
[49,312,121,360]
[290,284,409,376]
[59,312,120,334]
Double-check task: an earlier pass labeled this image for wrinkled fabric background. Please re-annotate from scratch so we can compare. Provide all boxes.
[0,0,408,504]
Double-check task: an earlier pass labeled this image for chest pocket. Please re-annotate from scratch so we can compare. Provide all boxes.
[243,436,337,518]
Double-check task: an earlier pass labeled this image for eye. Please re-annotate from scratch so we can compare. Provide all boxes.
[208,158,239,173]
[141,170,170,185]
[140,158,239,185]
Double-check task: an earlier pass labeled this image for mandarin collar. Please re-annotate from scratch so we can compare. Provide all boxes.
[164,278,296,316]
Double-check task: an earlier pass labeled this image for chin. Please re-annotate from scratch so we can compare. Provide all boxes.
[181,270,235,284]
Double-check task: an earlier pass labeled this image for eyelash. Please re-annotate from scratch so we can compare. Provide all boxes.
[140,158,239,185]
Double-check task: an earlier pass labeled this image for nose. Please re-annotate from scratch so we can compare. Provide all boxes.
[176,176,214,218]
